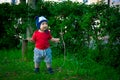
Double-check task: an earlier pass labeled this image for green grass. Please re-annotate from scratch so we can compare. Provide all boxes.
[0,49,119,80]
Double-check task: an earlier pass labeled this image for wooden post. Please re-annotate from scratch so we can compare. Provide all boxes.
[22,39,28,61]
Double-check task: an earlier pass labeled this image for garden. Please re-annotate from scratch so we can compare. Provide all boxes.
[0,1,120,80]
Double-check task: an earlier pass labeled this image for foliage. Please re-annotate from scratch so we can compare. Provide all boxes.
[0,1,120,73]
[0,3,34,49]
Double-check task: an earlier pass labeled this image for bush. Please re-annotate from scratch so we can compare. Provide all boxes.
[0,1,120,72]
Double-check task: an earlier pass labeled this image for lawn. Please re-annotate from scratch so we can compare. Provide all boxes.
[0,48,119,80]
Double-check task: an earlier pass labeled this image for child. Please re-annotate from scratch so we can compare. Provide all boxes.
[27,16,60,73]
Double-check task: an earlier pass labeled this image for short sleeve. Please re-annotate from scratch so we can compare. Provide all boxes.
[32,30,37,42]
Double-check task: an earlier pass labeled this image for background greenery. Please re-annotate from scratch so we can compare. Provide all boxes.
[0,1,120,80]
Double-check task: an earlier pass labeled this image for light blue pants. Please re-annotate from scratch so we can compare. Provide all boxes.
[33,48,52,64]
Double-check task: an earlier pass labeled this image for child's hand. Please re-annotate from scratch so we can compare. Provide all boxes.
[51,38,60,43]
[55,38,60,43]
[27,38,32,42]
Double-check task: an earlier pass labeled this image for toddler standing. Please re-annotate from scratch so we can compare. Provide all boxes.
[28,16,60,73]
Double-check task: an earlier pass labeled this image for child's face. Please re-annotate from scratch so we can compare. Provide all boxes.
[40,22,48,31]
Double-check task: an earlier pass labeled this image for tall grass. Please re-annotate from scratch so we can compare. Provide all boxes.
[0,48,119,80]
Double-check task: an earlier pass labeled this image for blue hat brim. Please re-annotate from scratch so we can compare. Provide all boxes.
[36,20,48,29]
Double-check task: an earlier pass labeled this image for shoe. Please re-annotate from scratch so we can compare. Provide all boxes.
[47,68,54,74]
[34,68,39,73]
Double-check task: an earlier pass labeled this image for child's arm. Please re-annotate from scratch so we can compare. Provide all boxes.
[50,37,60,43]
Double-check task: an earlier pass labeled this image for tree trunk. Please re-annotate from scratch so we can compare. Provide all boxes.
[20,0,26,4]
[28,0,38,9]
[108,0,110,6]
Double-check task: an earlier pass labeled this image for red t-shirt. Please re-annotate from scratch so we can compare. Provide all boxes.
[32,30,52,50]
